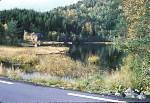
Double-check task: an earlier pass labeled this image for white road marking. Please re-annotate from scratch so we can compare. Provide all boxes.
[68,93,126,102]
[0,80,13,85]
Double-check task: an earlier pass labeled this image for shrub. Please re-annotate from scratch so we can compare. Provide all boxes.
[88,56,100,65]
[103,69,138,91]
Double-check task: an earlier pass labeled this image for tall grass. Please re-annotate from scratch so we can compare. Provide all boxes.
[0,63,24,79]
[36,55,94,78]
[103,69,138,91]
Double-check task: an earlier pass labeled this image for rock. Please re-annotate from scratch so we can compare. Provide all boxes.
[125,93,138,99]
[102,91,110,95]
[125,87,134,93]
[51,85,55,87]
[138,94,146,100]
[115,91,121,96]
[61,87,65,89]
[124,87,134,96]
[140,92,144,95]
[131,92,138,98]
[135,89,141,94]
[124,87,139,98]
[108,91,113,95]
[109,91,115,95]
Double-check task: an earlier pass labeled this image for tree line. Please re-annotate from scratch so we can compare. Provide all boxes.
[0,0,123,44]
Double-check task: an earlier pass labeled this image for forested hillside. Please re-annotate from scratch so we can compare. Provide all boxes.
[0,0,123,42]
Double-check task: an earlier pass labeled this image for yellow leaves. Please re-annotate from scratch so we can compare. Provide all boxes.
[137,10,141,15]
[127,25,137,38]
[139,0,145,4]
[123,0,147,18]
[118,5,123,10]
[148,25,150,30]
[123,0,149,38]
[128,28,133,34]
[142,11,146,15]
[80,4,86,8]
[87,7,92,11]
[3,24,7,30]
[135,0,144,5]
[85,22,93,35]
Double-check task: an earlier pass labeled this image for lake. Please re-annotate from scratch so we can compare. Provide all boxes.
[68,43,125,71]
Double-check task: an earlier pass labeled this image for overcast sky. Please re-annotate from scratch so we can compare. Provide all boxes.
[0,0,80,12]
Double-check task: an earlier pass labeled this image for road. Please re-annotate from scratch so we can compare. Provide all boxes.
[0,78,148,103]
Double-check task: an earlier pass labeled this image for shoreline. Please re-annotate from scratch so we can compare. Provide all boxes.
[83,42,115,44]
[42,41,115,45]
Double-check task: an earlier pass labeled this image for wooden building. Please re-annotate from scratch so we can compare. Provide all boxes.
[24,30,44,41]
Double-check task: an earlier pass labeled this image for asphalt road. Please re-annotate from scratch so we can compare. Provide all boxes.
[0,78,148,103]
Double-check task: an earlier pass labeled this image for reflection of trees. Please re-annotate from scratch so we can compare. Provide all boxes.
[69,44,125,70]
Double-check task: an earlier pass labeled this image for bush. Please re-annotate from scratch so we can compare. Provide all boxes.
[88,56,100,65]
[103,69,138,91]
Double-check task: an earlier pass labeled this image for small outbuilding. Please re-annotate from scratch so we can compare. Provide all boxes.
[24,30,44,41]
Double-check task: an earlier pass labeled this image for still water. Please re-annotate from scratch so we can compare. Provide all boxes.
[68,44,125,70]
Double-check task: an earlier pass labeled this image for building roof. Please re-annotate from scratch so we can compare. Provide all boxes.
[27,33,44,37]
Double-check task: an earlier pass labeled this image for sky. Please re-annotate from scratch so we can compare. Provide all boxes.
[0,0,80,12]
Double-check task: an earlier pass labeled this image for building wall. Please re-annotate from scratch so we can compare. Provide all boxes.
[24,32,38,41]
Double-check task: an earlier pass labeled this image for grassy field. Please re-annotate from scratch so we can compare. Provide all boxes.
[0,45,69,55]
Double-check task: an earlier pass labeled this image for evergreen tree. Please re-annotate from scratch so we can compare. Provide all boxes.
[0,23,4,44]
[5,19,22,43]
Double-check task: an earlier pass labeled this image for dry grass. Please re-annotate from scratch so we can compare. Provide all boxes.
[0,63,24,77]
[0,45,69,56]
[36,55,94,78]
[0,45,69,66]
[103,69,138,91]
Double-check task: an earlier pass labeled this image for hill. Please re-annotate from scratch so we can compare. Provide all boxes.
[0,0,123,42]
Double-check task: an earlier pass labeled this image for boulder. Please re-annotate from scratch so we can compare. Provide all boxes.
[115,91,121,96]
[134,89,141,94]
[131,93,138,98]
[124,87,134,96]
[109,91,115,95]
[125,87,134,93]
[138,93,146,100]
[124,87,138,98]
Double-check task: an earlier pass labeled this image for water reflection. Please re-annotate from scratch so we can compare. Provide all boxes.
[69,44,125,70]
[2,61,35,74]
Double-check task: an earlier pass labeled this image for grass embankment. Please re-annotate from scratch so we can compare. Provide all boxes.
[0,45,149,95]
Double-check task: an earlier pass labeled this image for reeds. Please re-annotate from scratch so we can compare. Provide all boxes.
[0,63,24,78]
